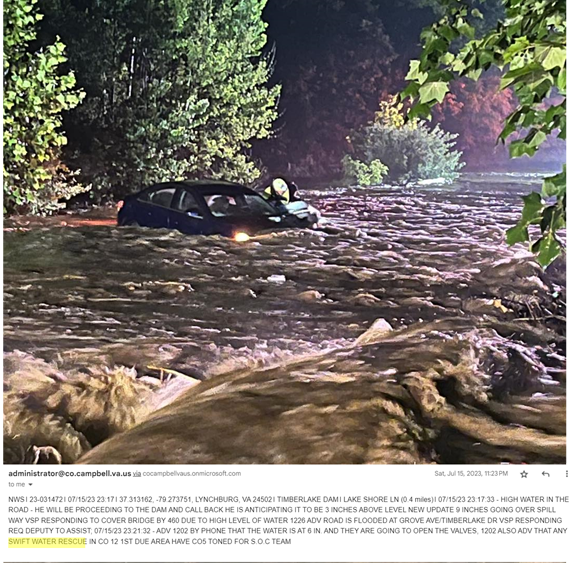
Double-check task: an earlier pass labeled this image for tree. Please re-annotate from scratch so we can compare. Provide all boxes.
[42,0,280,198]
[343,96,464,184]
[433,74,516,162]
[403,0,566,266]
[3,0,85,214]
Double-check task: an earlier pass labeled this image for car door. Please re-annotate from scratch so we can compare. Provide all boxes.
[201,192,250,237]
[170,188,211,235]
[133,184,177,229]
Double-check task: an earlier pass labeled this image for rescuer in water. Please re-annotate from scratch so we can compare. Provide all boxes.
[262,177,300,206]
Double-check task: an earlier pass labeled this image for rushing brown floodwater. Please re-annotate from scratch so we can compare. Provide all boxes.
[3,173,566,464]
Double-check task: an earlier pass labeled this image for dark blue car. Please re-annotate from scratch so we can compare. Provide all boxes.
[117,180,318,239]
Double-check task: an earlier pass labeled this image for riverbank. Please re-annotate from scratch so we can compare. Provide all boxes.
[3,206,117,231]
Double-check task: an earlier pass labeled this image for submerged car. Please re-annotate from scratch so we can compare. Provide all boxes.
[117,180,319,239]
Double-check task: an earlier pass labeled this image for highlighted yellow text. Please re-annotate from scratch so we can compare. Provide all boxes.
[8,537,86,548]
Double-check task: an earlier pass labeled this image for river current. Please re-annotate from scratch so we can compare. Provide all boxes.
[3,173,566,464]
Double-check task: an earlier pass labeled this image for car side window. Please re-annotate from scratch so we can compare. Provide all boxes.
[174,190,203,218]
[146,187,176,208]
[204,195,241,217]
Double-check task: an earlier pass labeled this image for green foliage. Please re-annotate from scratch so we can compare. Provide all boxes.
[375,96,409,128]
[44,0,280,199]
[342,156,388,186]
[3,0,85,214]
[506,166,566,265]
[403,0,566,266]
[26,164,90,215]
[344,97,464,184]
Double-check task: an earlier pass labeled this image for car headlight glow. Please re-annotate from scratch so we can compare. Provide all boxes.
[233,232,250,242]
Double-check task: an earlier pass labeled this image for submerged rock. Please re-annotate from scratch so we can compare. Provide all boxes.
[296,290,323,302]
[354,318,393,346]
[348,293,381,306]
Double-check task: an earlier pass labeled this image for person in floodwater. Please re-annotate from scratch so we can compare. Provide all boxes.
[262,177,300,206]
[262,176,323,226]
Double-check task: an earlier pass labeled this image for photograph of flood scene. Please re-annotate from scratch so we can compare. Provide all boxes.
[3,0,566,464]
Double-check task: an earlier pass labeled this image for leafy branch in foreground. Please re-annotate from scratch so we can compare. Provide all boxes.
[402,0,566,267]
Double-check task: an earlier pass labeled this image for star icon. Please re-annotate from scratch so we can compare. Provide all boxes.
[521,470,528,478]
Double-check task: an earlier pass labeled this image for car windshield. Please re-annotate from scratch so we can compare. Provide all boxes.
[203,193,277,217]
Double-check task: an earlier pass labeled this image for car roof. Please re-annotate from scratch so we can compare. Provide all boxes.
[138,180,257,196]
[182,181,257,196]
[181,179,246,188]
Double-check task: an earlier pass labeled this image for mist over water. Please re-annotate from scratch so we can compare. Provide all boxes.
[4,173,566,464]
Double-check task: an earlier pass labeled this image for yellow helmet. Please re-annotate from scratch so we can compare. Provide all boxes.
[272,178,288,194]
